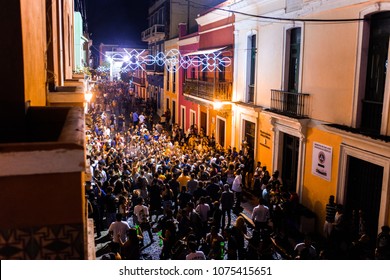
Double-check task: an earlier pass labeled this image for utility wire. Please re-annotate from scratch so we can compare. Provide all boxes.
[183,0,367,23]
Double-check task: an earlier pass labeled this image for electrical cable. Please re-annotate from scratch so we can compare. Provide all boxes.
[182,0,368,24]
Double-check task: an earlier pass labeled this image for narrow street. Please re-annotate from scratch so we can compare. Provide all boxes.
[94,193,256,260]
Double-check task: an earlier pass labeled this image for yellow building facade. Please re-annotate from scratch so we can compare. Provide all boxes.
[232,0,390,236]
[164,38,180,126]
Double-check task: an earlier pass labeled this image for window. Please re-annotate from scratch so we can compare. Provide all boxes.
[286,28,301,93]
[181,106,185,130]
[172,100,176,124]
[183,66,188,80]
[359,12,390,134]
[217,118,226,147]
[173,66,176,93]
[166,67,170,91]
[218,58,225,82]
[247,34,256,103]
[157,87,161,109]
[190,110,196,126]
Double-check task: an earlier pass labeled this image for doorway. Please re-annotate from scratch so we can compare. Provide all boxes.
[200,111,207,136]
[281,133,299,193]
[345,156,383,239]
[243,120,255,155]
[217,118,226,147]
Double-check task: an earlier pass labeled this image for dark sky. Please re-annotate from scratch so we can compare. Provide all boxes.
[85,0,149,48]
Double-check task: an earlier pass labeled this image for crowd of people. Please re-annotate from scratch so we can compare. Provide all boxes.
[85,80,283,260]
[85,79,390,260]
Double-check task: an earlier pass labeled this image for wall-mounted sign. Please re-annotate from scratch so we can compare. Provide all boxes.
[259,130,271,149]
[312,142,332,181]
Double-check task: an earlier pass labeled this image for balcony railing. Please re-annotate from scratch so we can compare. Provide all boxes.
[145,64,164,73]
[183,79,232,102]
[270,89,309,118]
[141,24,165,42]
[132,77,146,86]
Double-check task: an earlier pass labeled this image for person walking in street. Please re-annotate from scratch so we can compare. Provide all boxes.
[232,169,243,213]
[251,198,270,231]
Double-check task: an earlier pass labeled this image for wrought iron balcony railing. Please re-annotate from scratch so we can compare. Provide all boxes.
[270,89,309,118]
[132,77,146,86]
[183,79,232,102]
[141,24,165,42]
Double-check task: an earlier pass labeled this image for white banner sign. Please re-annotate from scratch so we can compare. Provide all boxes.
[312,142,332,181]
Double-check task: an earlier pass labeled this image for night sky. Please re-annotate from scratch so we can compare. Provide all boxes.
[85,0,149,48]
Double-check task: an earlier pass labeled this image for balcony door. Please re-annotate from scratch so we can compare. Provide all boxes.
[217,118,226,148]
[243,120,255,155]
[345,156,383,238]
[360,12,390,133]
[287,28,301,92]
[172,100,176,125]
[200,111,207,136]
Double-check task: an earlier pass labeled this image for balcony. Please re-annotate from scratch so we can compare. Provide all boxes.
[141,24,165,42]
[145,64,164,74]
[132,76,146,86]
[269,89,309,118]
[0,107,91,259]
[183,79,232,102]
[47,76,87,107]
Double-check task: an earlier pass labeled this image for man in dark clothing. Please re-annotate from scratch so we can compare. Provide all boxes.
[376,225,390,260]
[193,182,208,204]
[177,186,193,210]
[220,184,234,230]
[206,177,221,202]
[187,202,203,239]
[104,187,117,229]
[168,175,180,214]
[324,195,337,239]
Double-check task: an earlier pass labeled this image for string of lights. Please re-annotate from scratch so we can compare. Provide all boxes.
[92,46,232,73]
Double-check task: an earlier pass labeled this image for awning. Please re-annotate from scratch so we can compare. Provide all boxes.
[183,46,228,56]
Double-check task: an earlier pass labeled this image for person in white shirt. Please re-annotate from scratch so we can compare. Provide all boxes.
[109,213,130,244]
[195,196,210,225]
[251,198,270,231]
[186,241,206,260]
[231,169,243,211]
[138,113,145,124]
[133,197,154,244]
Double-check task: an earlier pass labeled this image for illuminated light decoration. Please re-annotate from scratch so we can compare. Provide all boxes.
[103,49,231,73]
[165,49,181,73]
[96,65,110,74]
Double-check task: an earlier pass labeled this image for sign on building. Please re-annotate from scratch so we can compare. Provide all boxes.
[312,142,332,181]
